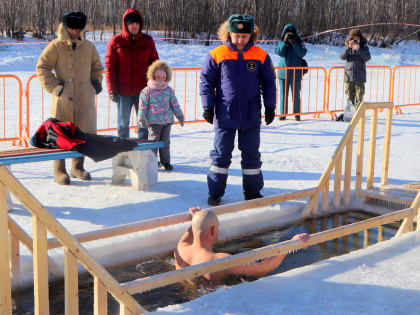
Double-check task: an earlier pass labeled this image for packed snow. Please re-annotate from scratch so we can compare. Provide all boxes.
[1,33,420,313]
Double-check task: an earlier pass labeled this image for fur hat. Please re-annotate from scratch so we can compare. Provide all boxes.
[228,14,255,34]
[124,12,142,26]
[346,28,367,44]
[62,11,87,29]
[147,60,172,82]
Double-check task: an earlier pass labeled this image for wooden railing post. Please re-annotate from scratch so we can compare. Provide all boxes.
[355,109,366,194]
[343,133,353,205]
[322,180,329,213]
[0,182,12,315]
[381,106,393,185]
[94,277,108,315]
[33,217,49,315]
[65,249,79,315]
[367,108,378,189]
[10,231,21,288]
[333,153,342,209]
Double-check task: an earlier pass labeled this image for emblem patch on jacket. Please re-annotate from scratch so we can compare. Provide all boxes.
[247,61,257,71]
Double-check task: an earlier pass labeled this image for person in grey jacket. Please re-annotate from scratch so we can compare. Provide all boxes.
[339,29,371,108]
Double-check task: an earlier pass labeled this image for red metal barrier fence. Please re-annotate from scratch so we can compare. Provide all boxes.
[326,66,393,118]
[1,65,419,146]
[0,75,23,145]
[391,65,420,113]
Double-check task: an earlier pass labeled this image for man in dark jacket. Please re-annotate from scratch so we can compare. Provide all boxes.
[105,8,159,139]
[275,24,307,121]
[200,14,276,206]
[339,29,371,108]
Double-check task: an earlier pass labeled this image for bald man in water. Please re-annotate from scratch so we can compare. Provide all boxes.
[174,206,310,282]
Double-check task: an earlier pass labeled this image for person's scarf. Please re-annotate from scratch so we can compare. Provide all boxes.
[147,80,168,90]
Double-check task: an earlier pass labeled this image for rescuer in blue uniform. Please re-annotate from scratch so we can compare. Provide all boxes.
[200,14,276,206]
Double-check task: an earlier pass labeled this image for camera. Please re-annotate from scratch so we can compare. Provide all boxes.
[353,40,360,45]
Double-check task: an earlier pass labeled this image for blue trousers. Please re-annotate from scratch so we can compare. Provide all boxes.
[117,95,148,139]
[208,126,263,199]
[279,78,302,115]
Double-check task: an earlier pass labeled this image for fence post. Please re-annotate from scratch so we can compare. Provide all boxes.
[0,181,12,315]
[355,109,366,194]
[381,106,393,185]
[366,108,378,189]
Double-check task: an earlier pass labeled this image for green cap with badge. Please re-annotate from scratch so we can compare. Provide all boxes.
[228,14,255,34]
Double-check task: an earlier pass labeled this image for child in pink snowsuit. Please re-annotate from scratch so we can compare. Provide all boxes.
[138,60,184,171]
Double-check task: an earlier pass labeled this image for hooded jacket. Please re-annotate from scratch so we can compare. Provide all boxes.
[105,8,159,96]
[274,24,307,80]
[339,36,371,83]
[36,24,103,134]
[200,41,276,130]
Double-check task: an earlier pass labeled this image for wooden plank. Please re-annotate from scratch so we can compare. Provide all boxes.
[0,182,12,315]
[378,226,384,242]
[33,217,49,315]
[409,190,420,232]
[48,188,317,249]
[358,188,413,206]
[10,231,21,289]
[122,207,415,295]
[366,108,378,189]
[94,277,108,315]
[355,109,366,194]
[362,102,394,110]
[381,107,393,185]
[0,166,144,314]
[333,153,342,209]
[343,134,353,205]
[8,217,61,277]
[65,249,79,315]
[322,181,329,213]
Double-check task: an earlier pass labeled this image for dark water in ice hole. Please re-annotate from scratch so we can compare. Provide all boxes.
[12,210,402,314]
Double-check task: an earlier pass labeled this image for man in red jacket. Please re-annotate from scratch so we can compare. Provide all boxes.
[105,8,159,139]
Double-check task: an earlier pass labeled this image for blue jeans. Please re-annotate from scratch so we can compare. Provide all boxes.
[117,95,148,139]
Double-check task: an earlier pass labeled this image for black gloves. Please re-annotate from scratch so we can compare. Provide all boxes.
[203,109,214,124]
[91,80,102,95]
[110,94,119,103]
[284,32,296,46]
[265,107,275,125]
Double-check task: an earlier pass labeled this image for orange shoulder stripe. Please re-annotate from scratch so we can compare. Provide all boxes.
[210,45,238,64]
[243,46,267,64]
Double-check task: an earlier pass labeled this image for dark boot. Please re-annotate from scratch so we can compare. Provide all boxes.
[53,159,70,185]
[70,157,91,180]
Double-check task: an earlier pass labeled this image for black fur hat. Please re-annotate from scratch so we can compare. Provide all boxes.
[124,12,142,26]
[62,11,87,29]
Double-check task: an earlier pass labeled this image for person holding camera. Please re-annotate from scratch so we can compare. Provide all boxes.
[339,29,371,108]
[275,24,307,121]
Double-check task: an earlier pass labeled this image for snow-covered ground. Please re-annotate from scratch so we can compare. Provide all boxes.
[1,34,420,313]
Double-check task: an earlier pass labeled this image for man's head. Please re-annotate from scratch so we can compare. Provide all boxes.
[192,210,219,241]
[227,14,255,49]
[125,12,142,35]
[62,11,86,40]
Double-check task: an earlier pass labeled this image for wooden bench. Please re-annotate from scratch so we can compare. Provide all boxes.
[0,140,165,210]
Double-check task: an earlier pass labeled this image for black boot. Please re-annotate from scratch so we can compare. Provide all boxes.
[208,195,221,206]
[244,192,264,201]
[70,157,91,180]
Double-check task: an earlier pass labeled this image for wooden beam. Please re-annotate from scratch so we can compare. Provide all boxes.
[47,188,317,249]
[355,109,366,194]
[122,207,415,295]
[367,108,378,189]
[333,153,342,209]
[65,249,79,315]
[322,180,329,213]
[33,217,49,315]
[381,107,393,185]
[94,278,108,315]
[343,133,353,205]
[0,182,12,315]
[0,165,144,314]
[10,231,20,289]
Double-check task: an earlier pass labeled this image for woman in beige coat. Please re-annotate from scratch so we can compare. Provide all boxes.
[36,11,103,185]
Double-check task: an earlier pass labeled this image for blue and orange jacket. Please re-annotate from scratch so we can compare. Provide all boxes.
[200,41,276,130]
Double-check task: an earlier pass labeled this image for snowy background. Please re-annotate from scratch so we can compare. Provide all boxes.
[1,33,420,313]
